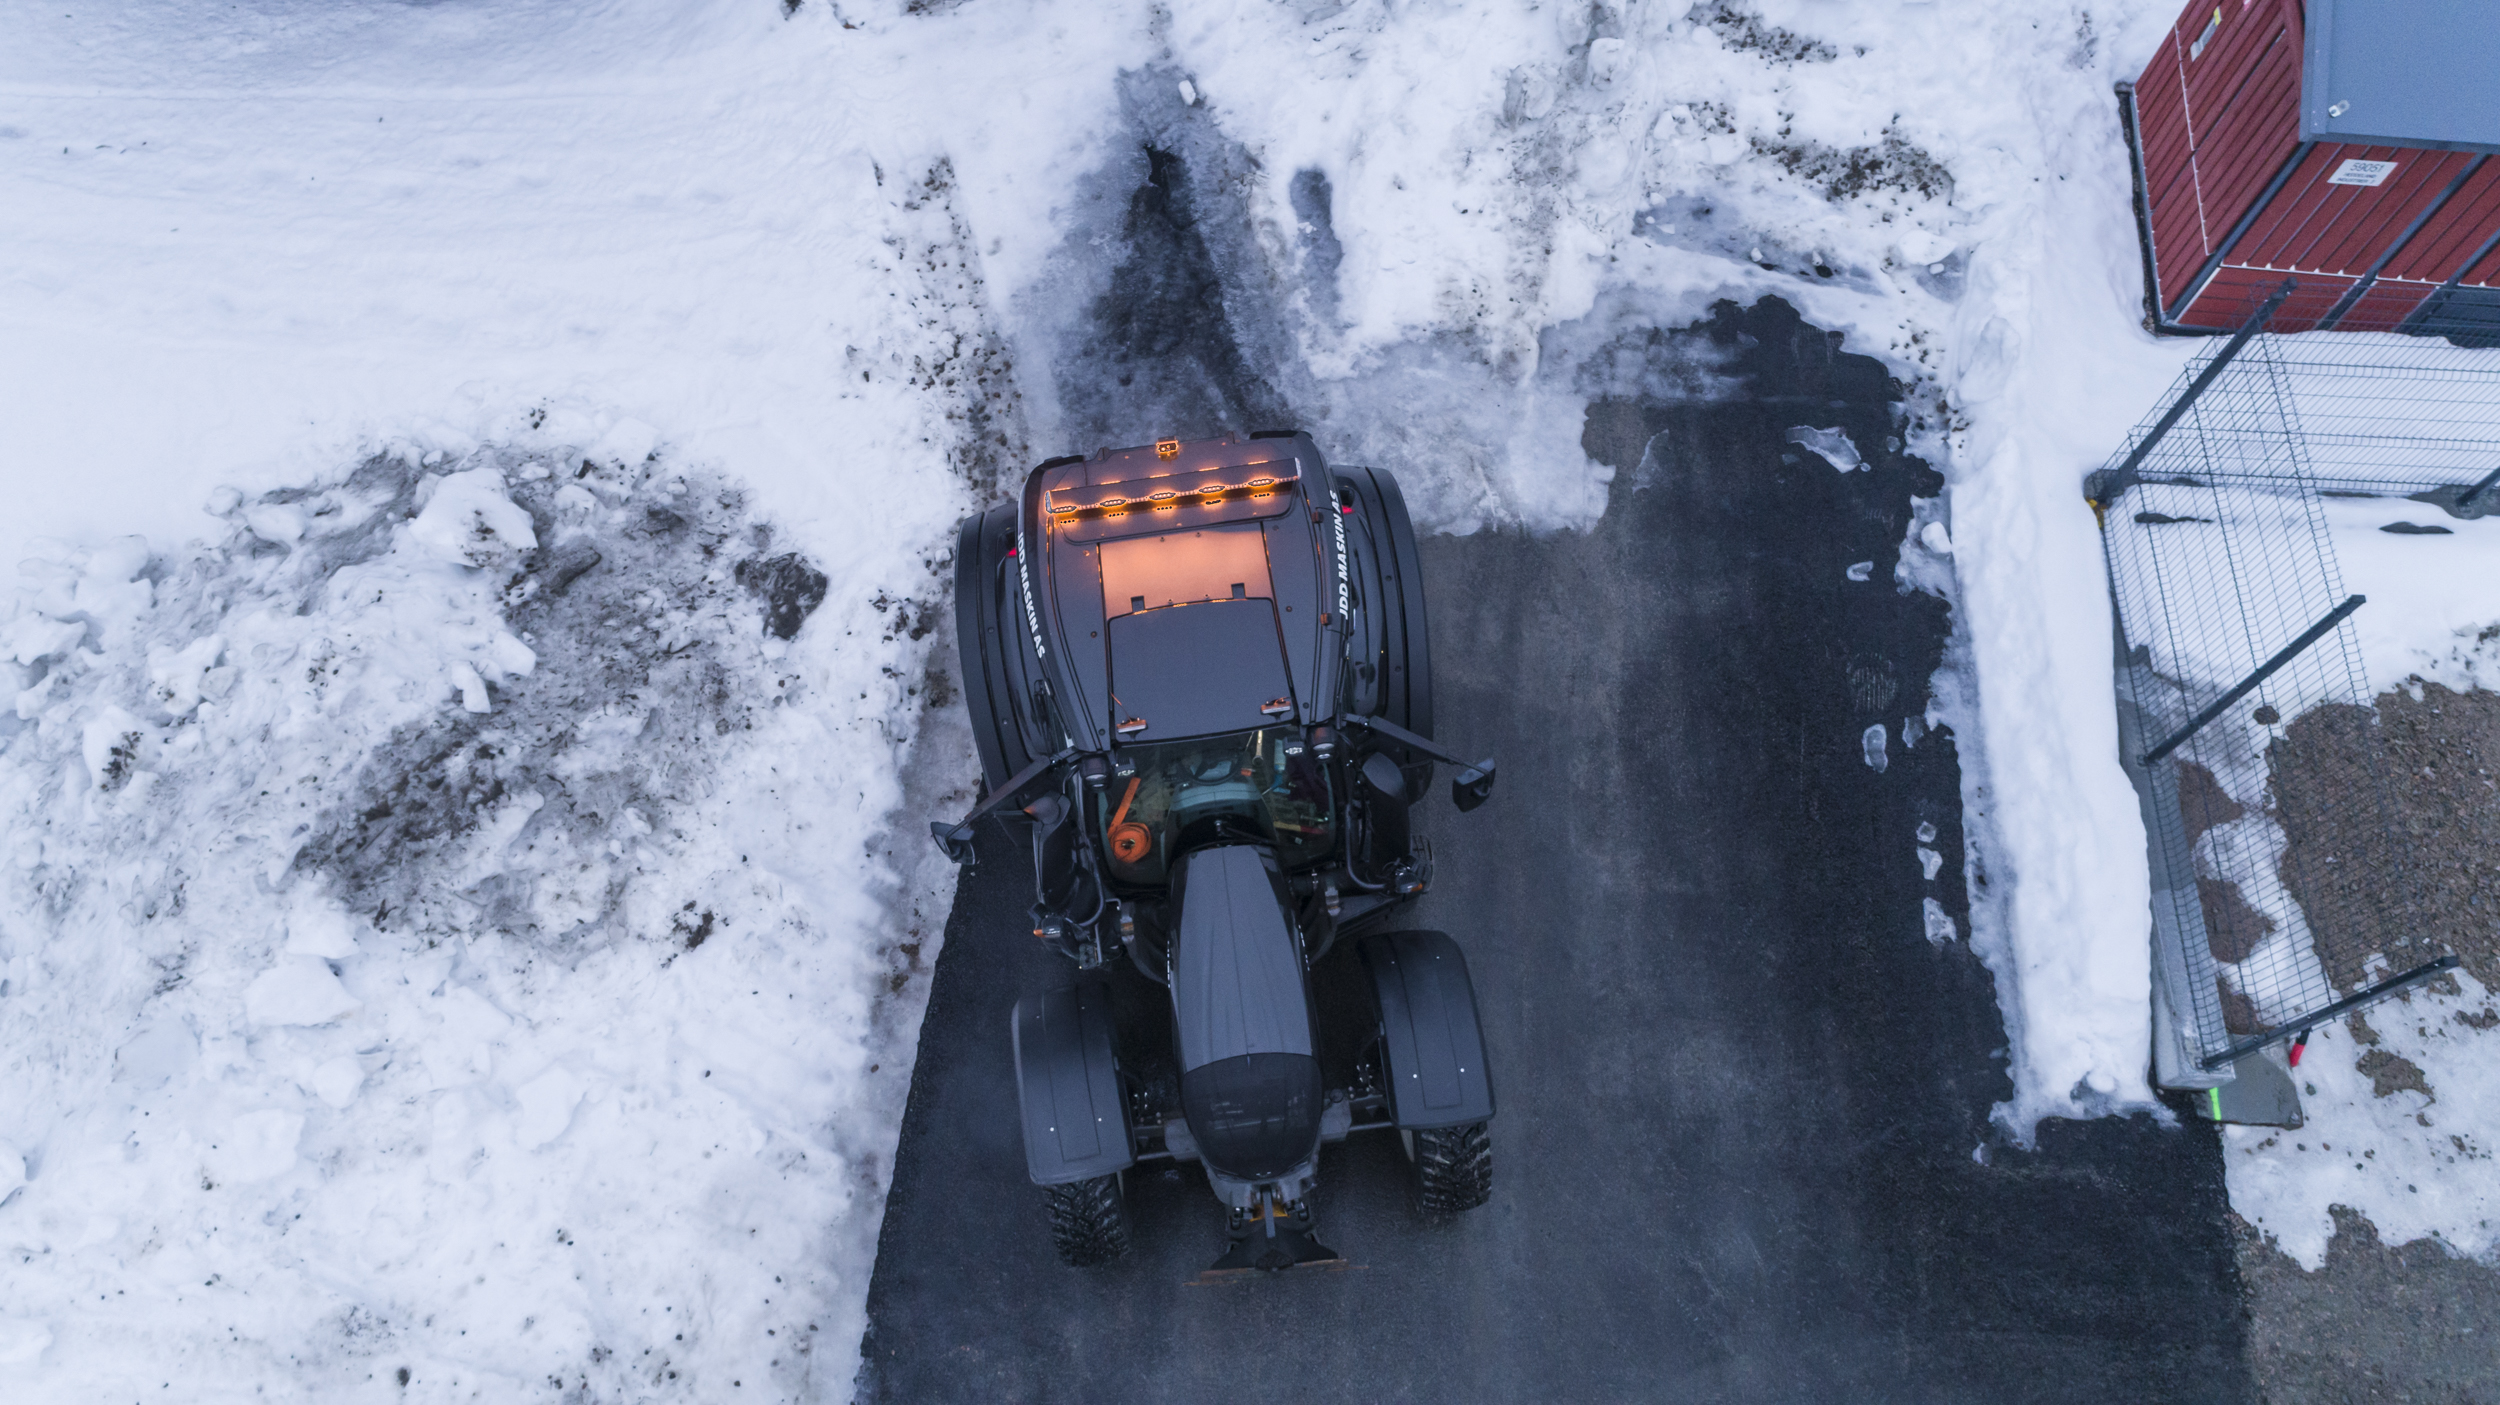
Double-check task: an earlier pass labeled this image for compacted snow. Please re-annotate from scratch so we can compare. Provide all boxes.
[7,0,2499,1395]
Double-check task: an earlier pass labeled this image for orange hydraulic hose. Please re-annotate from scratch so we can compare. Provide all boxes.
[1108,776,1152,865]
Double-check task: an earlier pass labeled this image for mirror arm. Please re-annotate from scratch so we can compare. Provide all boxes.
[929,746,1077,863]
[1340,713,1466,768]
[1341,713,1496,813]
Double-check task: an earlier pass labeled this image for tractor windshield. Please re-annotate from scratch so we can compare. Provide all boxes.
[1098,729,1334,885]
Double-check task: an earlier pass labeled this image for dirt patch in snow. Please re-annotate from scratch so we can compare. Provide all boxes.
[2269,685,2500,993]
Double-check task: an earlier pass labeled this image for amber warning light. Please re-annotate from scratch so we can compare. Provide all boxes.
[1043,468,1298,525]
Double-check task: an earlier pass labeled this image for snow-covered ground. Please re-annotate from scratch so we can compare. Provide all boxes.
[6,0,2496,1395]
[2217,502,2500,1269]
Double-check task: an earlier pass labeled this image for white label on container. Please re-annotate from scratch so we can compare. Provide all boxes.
[2328,159,2398,187]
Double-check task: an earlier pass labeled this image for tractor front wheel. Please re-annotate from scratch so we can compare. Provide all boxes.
[1043,1174,1131,1266]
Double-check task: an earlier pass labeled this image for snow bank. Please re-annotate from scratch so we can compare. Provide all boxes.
[3,4,1013,1393]
[0,438,967,1398]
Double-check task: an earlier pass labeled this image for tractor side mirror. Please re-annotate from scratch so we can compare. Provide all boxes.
[1451,760,1497,812]
[930,820,978,865]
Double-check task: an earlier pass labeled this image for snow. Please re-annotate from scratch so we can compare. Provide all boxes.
[2327,499,2500,696]
[408,469,539,570]
[2225,970,2500,1269]
[2211,491,2500,1270]
[6,0,2495,1391]
[245,960,365,1029]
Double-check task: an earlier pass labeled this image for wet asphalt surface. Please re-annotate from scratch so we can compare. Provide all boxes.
[859,132,2254,1403]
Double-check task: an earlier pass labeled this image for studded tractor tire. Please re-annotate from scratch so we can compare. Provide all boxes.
[1044,1173,1132,1267]
[1410,1122,1492,1215]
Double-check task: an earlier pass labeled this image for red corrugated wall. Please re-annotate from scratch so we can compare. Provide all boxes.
[2129,0,2500,333]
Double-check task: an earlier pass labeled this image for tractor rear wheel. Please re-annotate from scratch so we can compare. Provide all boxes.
[1332,463,1433,785]
[1410,1122,1491,1215]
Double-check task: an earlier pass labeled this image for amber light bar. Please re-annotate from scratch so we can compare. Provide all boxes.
[1044,465,1300,523]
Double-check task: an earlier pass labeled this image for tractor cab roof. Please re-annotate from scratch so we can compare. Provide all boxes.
[1020,433,1344,752]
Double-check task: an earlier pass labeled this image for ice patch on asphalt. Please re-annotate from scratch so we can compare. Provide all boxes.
[1786,425,1864,472]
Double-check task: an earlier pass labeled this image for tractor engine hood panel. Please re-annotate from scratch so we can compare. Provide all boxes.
[1169,844,1313,1073]
[1170,844,1322,1183]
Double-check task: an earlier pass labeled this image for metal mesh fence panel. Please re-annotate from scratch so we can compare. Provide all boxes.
[2092,288,2479,1071]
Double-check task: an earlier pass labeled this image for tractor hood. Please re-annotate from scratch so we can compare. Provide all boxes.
[1018,433,1346,751]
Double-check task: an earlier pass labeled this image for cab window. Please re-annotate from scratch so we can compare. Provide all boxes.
[1098,729,1334,885]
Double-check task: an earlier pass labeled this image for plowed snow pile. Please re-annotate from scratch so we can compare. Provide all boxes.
[1,428,962,1397]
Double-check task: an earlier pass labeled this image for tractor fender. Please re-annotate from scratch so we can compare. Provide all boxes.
[1010,981,1135,1186]
[1359,931,1495,1130]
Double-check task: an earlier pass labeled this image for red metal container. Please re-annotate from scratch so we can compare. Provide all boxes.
[2124,0,2500,336]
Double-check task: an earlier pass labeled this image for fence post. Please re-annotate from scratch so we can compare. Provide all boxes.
[2458,461,2500,511]
[2085,279,2297,508]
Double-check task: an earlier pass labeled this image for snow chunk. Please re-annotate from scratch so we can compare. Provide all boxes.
[146,634,225,717]
[1785,426,1863,472]
[586,418,658,472]
[1861,722,1888,773]
[67,539,153,635]
[449,660,493,714]
[113,1022,194,1088]
[410,469,537,569]
[1921,521,1955,556]
[242,502,305,545]
[205,1110,303,1184]
[513,1067,587,1150]
[283,902,363,960]
[1924,898,1958,947]
[4,611,86,666]
[1845,560,1874,582]
[1897,229,1956,265]
[83,536,150,586]
[245,958,361,1027]
[79,706,145,791]
[310,1057,365,1110]
[0,1319,51,1367]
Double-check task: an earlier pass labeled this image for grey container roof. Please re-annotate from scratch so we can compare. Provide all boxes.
[2302,0,2500,154]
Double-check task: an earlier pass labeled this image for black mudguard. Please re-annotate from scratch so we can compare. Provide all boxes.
[1360,930,1495,1130]
[1010,981,1135,1186]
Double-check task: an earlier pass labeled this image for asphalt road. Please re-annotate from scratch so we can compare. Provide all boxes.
[858,134,2253,1403]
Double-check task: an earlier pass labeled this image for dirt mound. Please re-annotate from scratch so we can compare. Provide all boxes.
[2270,685,2500,992]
